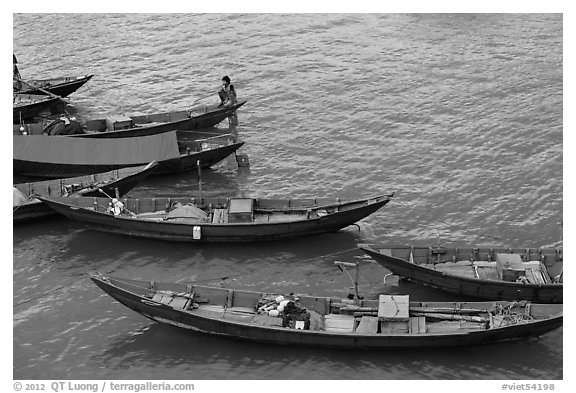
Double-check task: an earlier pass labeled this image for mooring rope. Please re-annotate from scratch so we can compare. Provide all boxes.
[13,248,364,309]
[13,274,90,308]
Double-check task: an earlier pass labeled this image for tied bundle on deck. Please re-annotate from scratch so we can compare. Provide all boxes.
[255,294,311,330]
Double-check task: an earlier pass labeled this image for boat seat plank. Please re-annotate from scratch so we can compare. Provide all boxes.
[227,306,256,314]
[253,213,308,223]
[409,317,427,334]
[355,316,379,334]
[196,304,226,312]
[379,320,409,334]
[476,266,500,281]
[151,292,173,305]
[427,321,486,333]
[324,314,355,332]
[169,297,189,309]
[151,293,164,303]
[212,208,228,224]
[223,311,254,322]
[433,265,478,279]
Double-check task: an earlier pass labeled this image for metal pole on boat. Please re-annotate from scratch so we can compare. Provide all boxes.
[197,160,202,200]
[334,261,361,304]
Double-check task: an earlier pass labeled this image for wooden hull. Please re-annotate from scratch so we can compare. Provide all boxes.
[360,245,563,303]
[13,141,244,179]
[14,162,159,223]
[16,75,94,97]
[91,274,563,349]
[14,101,246,138]
[13,95,61,123]
[36,195,392,242]
[75,101,246,138]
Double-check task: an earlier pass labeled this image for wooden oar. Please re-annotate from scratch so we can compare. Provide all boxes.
[14,76,65,101]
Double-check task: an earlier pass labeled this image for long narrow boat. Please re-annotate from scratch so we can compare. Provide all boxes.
[13,162,159,224]
[13,94,62,123]
[90,272,563,349]
[14,101,247,138]
[359,245,563,303]
[15,74,94,97]
[13,131,244,178]
[36,193,394,242]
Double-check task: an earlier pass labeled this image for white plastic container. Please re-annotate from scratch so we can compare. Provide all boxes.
[268,310,279,317]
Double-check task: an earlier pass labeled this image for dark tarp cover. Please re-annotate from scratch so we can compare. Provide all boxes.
[14,131,180,165]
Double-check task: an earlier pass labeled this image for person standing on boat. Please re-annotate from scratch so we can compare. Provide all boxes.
[218,75,235,107]
[227,84,239,125]
[228,84,237,105]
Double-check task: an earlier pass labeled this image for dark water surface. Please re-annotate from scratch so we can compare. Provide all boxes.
[12,13,563,381]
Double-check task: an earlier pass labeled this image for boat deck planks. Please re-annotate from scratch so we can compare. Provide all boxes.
[356,316,379,334]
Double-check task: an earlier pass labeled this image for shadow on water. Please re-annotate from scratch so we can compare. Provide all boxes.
[13,216,82,249]
[127,166,243,199]
[45,222,366,260]
[93,322,563,380]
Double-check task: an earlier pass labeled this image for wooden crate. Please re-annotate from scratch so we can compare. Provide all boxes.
[378,295,409,321]
[106,115,133,131]
[379,320,409,334]
[496,253,525,281]
[228,198,254,223]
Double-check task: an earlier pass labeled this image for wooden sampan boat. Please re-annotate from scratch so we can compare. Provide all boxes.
[36,193,394,242]
[13,130,243,179]
[15,74,94,97]
[13,94,62,123]
[360,245,563,303]
[14,100,247,138]
[90,272,563,349]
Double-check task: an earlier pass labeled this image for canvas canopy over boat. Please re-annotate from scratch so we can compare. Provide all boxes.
[359,245,563,303]
[35,193,393,242]
[13,162,159,224]
[13,94,62,123]
[90,272,563,349]
[14,100,247,138]
[14,74,94,97]
[13,131,244,178]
